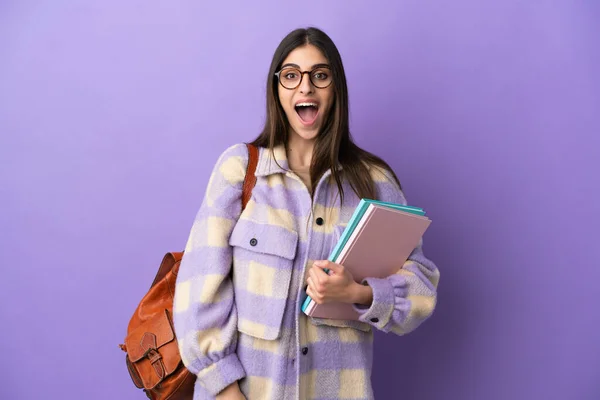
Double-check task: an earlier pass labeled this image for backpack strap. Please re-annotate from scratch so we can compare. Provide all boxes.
[242,143,258,210]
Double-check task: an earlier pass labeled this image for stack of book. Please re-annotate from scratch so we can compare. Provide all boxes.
[301,198,431,320]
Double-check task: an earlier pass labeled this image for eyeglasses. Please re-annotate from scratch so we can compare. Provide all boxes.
[274,66,333,90]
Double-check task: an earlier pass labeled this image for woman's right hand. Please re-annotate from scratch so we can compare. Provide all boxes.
[215,382,246,400]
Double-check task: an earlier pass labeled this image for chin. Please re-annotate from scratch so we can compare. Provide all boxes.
[290,125,320,141]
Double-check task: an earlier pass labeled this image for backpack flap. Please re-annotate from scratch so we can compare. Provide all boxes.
[125,309,181,390]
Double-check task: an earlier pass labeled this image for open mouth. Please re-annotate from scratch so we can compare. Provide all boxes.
[295,102,319,125]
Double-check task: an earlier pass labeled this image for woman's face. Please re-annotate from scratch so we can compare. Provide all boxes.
[277,44,334,143]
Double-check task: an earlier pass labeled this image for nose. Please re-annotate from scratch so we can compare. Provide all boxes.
[298,72,314,94]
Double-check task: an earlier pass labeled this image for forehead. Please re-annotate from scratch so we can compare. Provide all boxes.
[281,44,328,69]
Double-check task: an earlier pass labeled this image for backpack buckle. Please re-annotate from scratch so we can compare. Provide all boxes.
[140,333,166,382]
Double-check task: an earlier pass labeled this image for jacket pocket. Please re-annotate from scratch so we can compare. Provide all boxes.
[229,219,298,340]
[309,316,372,332]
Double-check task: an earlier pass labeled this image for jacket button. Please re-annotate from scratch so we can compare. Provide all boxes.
[249,238,258,246]
[301,346,308,355]
[316,217,324,226]
[370,318,379,323]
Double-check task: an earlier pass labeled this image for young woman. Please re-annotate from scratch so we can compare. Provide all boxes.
[173,27,440,400]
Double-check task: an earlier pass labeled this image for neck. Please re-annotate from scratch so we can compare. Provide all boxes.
[286,133,314,169]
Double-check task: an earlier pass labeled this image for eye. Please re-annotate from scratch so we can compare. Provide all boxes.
[313,71,329,80]
[285,72,298,79]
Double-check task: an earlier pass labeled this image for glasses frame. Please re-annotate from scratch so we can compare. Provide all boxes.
[274,66,333,90]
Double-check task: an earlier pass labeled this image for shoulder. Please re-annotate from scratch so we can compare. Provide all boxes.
[362,161,401,190]
[362,161,406,204]
[214,142,250,166]
[210,142,251,180]
[209,143,248,191]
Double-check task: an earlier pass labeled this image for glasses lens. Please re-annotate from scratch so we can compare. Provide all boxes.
[279,68,301,89]
[310,68,332,88]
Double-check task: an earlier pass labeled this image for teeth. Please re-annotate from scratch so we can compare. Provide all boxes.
[296,102,318,107]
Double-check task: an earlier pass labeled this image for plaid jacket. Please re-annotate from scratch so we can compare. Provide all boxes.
[173,143,439,399]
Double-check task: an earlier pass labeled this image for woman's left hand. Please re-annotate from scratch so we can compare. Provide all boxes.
[306,260,358,304]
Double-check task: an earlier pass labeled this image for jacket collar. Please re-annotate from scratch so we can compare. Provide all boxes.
[255,144,289,177]
[254,144,343,179]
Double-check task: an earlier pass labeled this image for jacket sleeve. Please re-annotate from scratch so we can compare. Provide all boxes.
[173,143,248,396]
[352,166,440,335]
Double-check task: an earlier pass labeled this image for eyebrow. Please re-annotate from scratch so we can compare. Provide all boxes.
[281,63,330,70]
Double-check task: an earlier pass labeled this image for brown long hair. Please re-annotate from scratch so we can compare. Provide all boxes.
[250,27,402,204]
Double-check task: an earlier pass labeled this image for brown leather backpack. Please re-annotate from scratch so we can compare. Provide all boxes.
[119,144,259,399]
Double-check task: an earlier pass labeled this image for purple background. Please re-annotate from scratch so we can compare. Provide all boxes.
[1,1,599,399]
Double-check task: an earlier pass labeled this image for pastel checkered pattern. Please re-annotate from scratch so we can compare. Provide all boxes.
[173,143,439,399]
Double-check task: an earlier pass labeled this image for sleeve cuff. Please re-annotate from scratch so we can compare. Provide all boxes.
[352,277,398,331]
[197,353,246,396]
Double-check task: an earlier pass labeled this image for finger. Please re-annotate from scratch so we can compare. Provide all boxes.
[306,285,323,304]
[307,275,322,294]
[306,285,318,304]
[314,260,332,273]
[311,264,330,279]
[325,262,343,274]
[309,267,323,286]
[315,260,343,276]
[312,267,331,292]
